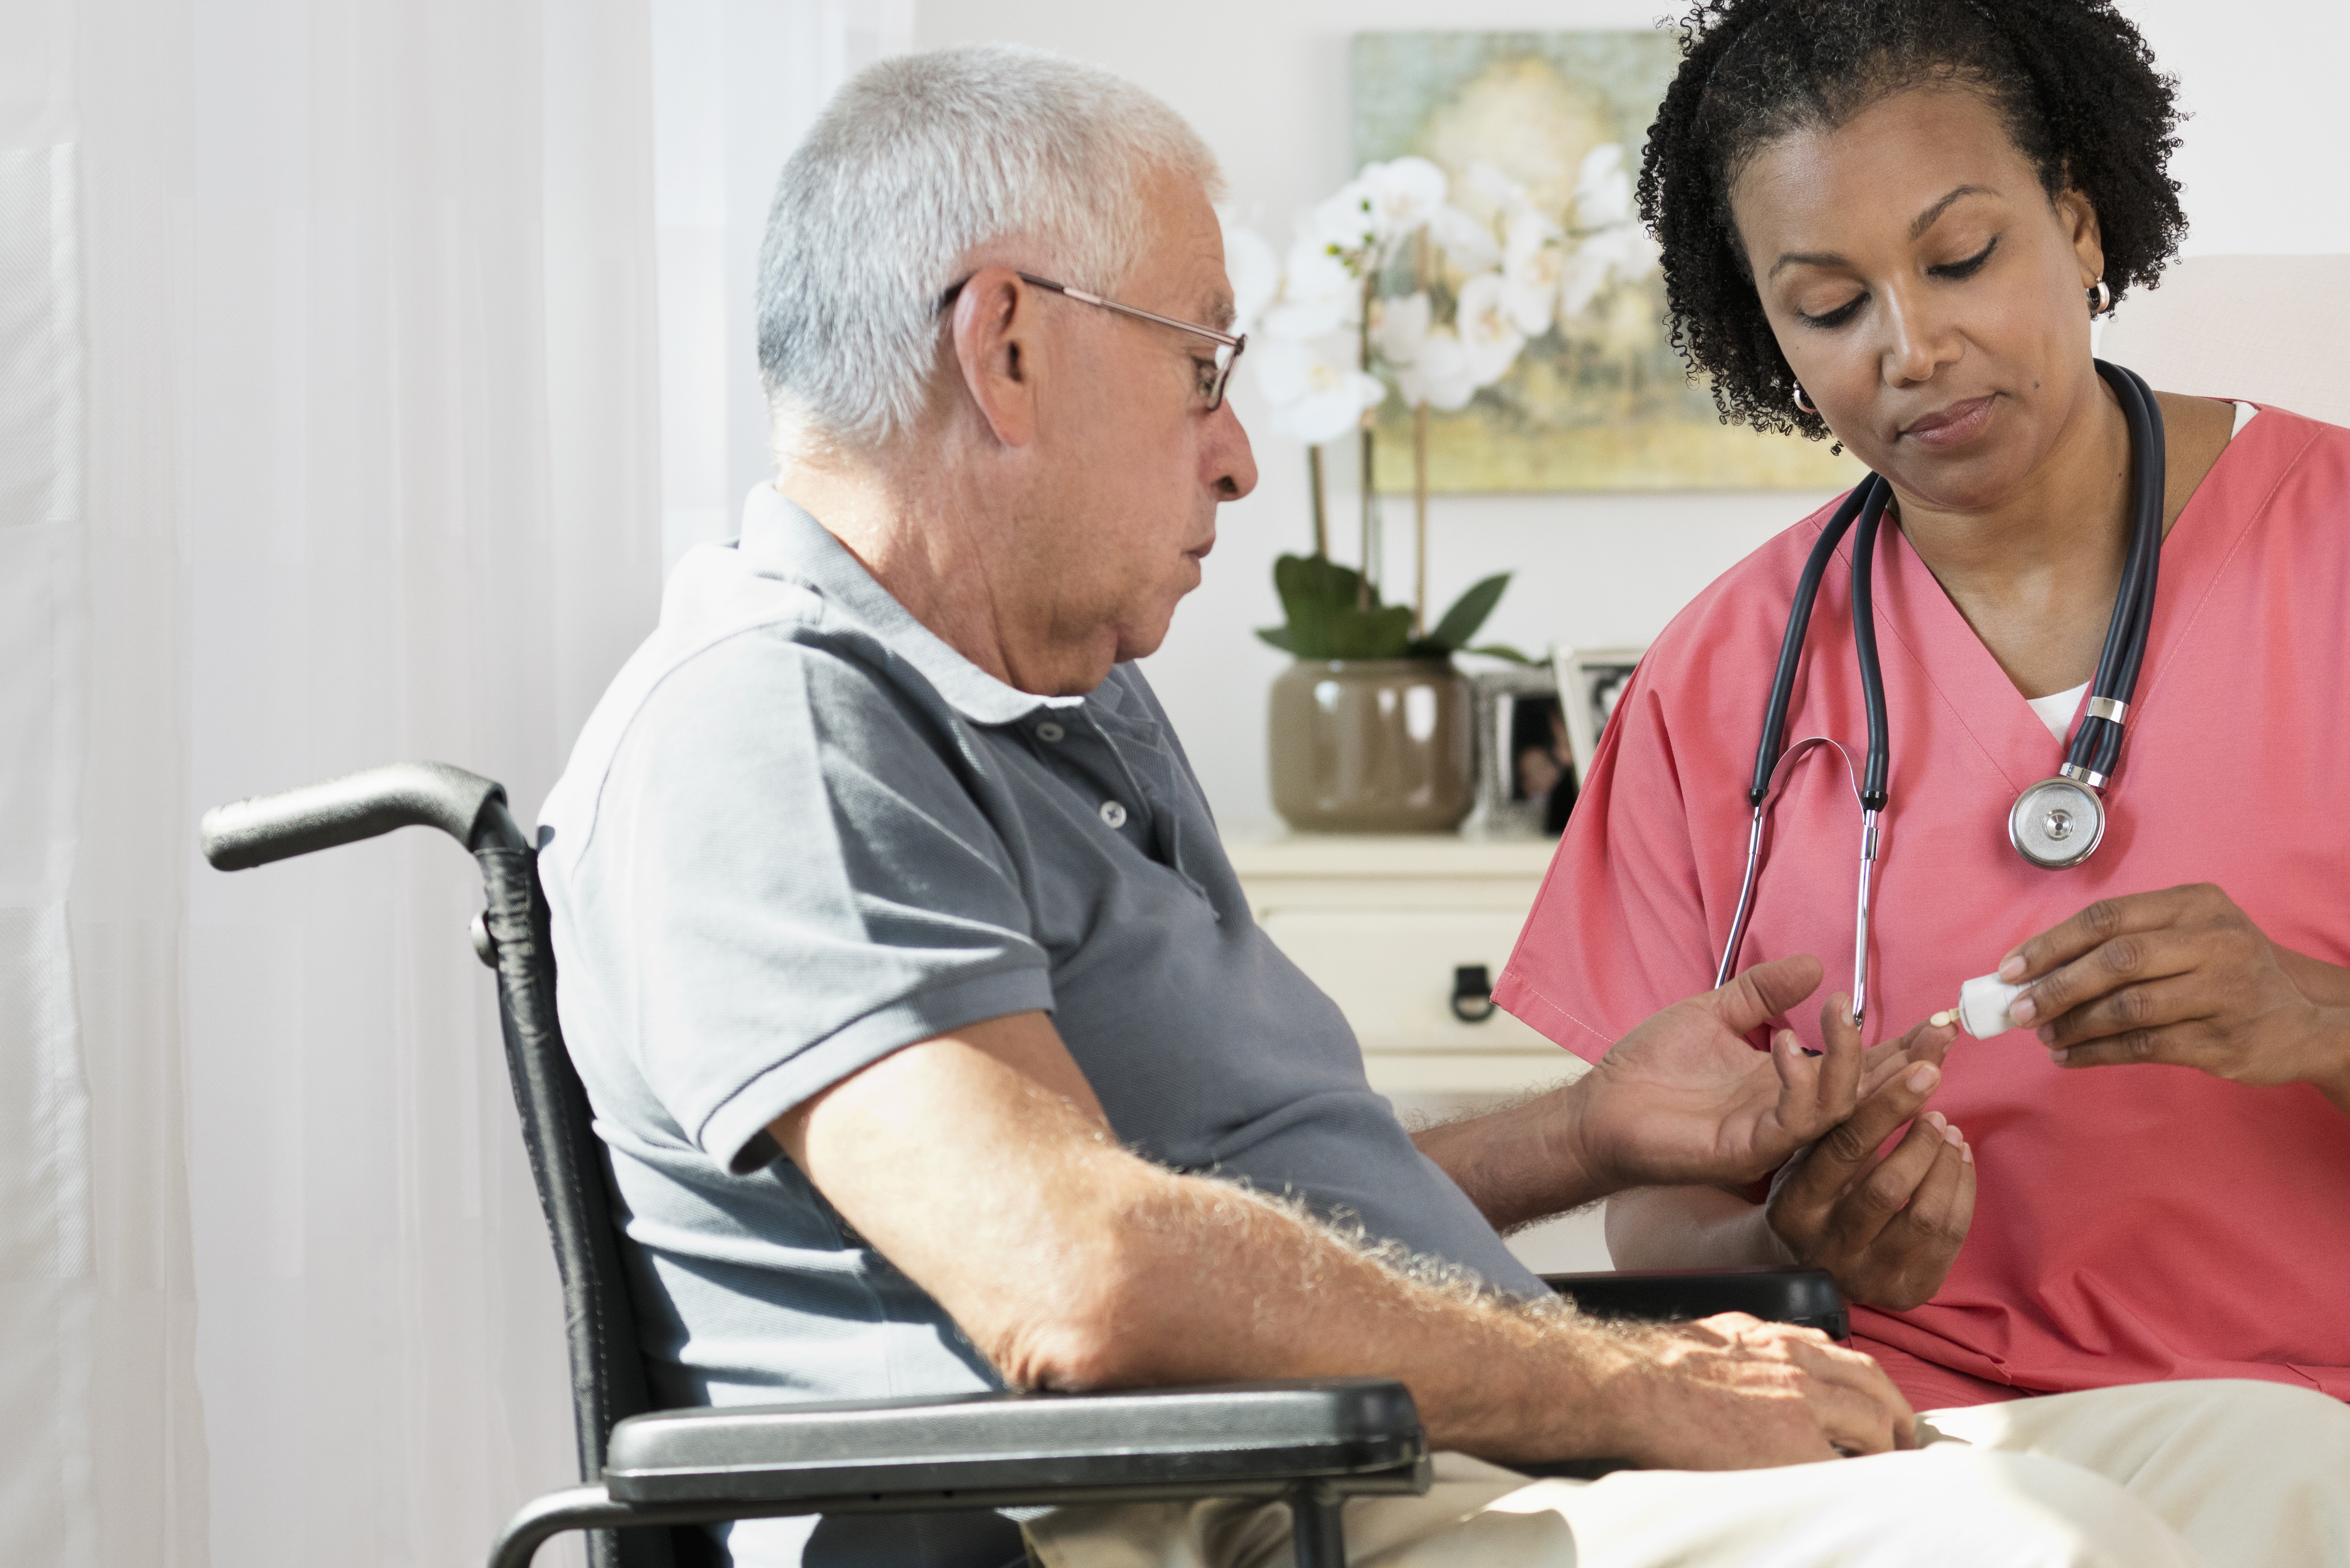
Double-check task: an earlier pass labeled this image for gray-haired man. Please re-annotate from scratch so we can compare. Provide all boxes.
[538,42,2350,1568]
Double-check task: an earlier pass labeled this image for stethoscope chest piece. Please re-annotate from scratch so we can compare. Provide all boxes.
[2008,776,2106,869]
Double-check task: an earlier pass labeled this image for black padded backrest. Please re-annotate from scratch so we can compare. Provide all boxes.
[476,811,693,1568]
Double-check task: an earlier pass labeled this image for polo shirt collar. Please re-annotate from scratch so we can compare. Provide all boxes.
[737,484,1084,726]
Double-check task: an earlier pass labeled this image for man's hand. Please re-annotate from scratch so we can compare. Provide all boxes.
[2001,885,2350,1113]
[1568,954,1904,1194]
[1764,999,1971,1311]
[1585,1312,1918,1469]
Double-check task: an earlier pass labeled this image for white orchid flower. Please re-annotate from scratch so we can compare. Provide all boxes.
[1426,203,1502,273]
[1357,156,1449,249]
[1500,202,1565,336]
[1558,241,1614,320]
[1455,272,1527,387]
[1557,222,1663,319]
[1264,234,1359,339]
[1309,178,1380,260]
[1574,143,1636,231]
[1371,290,1432,368]
[1250,336,1388,444]
[1218,216,1281,337]
[1460,160,1526,219]
[1395,326,1479,412]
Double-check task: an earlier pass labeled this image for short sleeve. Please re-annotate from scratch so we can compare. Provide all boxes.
[578,630,1053,1173]
[1493,663,1719,1062]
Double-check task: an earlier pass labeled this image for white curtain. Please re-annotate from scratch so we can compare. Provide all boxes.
[4,0,917,1559]
[6,0,671,1560]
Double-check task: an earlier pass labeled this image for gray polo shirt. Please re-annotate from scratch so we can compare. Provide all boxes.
[538,487,1545,1568]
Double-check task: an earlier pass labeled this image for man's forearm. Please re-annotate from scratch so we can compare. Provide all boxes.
[1090,1161,1660,1465]
[786,1025,1646,1465]
[787,1022,1896,1470]
[1410,1074,1614,1232]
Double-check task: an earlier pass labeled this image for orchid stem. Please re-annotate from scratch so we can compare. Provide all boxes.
[1307,445,1327,558]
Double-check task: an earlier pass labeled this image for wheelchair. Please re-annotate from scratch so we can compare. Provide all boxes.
[202,761,1846,1568]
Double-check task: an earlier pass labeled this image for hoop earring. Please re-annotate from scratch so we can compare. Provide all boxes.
[2088,277,2113,316]
[1793,383,1816,415]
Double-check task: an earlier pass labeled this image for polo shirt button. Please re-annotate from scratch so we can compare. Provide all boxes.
[1036,721,1065,742]
[1098,800,1128,829]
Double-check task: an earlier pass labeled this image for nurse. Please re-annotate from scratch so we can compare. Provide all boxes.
[1495,0,2350,1412]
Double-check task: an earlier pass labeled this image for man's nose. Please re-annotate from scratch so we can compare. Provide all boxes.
[1210,402,1258,502]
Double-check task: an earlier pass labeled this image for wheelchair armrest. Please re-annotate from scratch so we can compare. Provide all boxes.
[1542,1266,1848,1340]
[601,1379,1430,1510]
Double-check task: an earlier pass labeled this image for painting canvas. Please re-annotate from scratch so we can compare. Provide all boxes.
[1354,31,1862,493]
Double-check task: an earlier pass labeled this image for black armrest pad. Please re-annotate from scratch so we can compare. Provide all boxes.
[605,1379,1427,1506]
[1543,1266,1846,1336]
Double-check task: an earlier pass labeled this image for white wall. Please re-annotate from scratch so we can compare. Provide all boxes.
[910,0,2350,827]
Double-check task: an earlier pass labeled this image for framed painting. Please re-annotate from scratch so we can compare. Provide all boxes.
[1354,31,1862,493]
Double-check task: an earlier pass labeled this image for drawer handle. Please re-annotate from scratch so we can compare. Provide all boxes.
[1451,965,1496,1023]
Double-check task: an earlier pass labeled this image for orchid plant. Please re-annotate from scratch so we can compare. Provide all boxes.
[1226,146,1659,653]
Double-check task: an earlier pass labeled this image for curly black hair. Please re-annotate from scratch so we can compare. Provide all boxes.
[1638,0,2188,441]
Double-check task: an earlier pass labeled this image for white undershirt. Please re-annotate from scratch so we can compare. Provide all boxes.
[2020,401,2257,742]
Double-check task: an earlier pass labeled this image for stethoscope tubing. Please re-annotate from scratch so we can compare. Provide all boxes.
[1714,360,2165,1027]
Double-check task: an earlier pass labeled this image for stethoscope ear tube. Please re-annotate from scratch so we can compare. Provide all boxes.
[1847,477,1894,811]
[1748,480,1876,807]
[2074,361,2165,782]
[2077,359,2162,780]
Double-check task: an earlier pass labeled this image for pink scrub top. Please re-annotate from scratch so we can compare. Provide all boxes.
[1495,405,2350,1406]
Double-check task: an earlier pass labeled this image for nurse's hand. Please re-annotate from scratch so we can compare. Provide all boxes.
[1764,1000,1973,1311]
[2000,884,2350,1111]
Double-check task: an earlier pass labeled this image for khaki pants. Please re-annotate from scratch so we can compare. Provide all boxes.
[1023,1379,2350,1568]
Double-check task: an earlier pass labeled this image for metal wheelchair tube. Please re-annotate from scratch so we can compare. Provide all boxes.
[201,760,527,869]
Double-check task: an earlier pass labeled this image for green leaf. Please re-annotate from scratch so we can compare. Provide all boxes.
[1271,553,1385,661]
[1465,642,1538,665]
[1256,625,1295,653]
[1328,602,1415,659]
[1426,572,1512,652]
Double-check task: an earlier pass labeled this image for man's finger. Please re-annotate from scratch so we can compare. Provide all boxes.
[1857,1017,1957,1099]
[1708,953,1826,1038]
[1998,889,2191,983]
[1806,993,1865,1124]
[1762,1335,1915,1456]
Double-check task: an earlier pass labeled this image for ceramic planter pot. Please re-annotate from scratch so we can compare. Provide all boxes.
[1267,658,1475,833]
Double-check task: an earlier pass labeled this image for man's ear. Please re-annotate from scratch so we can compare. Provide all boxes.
[2055,185,2106,292]
[950,267,1044,450]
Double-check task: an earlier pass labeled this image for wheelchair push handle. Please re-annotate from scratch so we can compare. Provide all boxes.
[201,760,527,870]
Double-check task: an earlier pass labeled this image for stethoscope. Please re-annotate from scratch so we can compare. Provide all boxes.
[1714,360,2166,1027]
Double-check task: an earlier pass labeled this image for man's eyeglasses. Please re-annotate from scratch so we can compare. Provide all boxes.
[937,271,1246,412]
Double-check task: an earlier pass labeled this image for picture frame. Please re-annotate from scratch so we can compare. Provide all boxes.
[1551,645,1647,785]
[1467,663,1571,838]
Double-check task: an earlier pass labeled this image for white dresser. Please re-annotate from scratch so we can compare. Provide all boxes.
[1221,828,1613,1272]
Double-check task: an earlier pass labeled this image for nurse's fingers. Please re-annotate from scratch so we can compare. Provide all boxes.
[1865,1129,1975,1310]
[2033,971,2207,1051]
[1803,1058,1942,1190]
[1996,886,2209,984]
[1818,1114,1950,1258]
[2008,926,2202,1032]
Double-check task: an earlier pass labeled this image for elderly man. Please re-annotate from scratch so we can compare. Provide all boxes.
[538,43,2350,1568]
